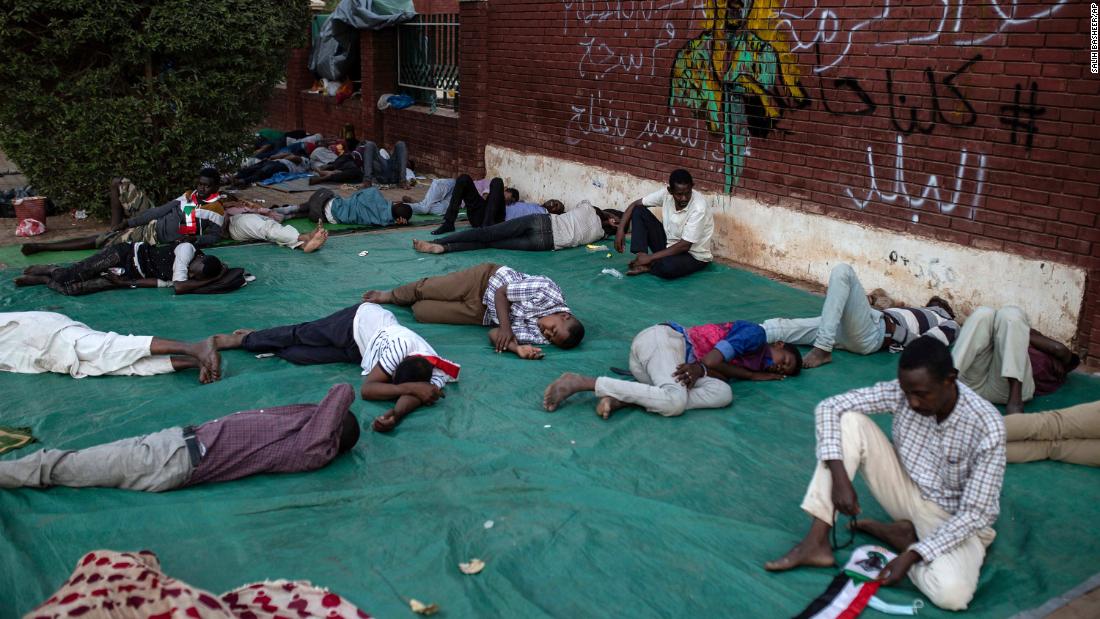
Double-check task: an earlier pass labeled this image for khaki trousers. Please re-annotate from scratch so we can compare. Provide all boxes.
[229,213,302,248]
[594,325,732,417]
[1005,400,1100,466]
[952,306,1035,404]
[800,413,994,611]
[391,262,500,325]
[0,427,192,492]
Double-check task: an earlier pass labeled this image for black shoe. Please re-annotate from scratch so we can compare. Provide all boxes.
[430,223,455,235]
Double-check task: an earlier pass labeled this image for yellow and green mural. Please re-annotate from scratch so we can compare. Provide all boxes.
[670,0,806,191]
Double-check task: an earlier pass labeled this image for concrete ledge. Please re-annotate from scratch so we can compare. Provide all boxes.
[486,144,1086,344]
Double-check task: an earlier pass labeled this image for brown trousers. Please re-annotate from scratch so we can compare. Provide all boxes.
[391,262,501,325]
[1005,400,1100,466]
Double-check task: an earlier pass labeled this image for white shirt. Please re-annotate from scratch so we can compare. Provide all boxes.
[351,303,450,388]
[641,188,714,262]
[550,201,605,249]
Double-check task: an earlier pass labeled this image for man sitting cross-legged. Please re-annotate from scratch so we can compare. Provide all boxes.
[764,337,1004,612]
[615,168,714,279]
[363,262,584,360]
[0,311,220,383]
[543,319,802,419]
[0,383,357,492]
[211,303,458,432]
[763,263,959,369]
[952,305,1080,414]
[412,201,621,255]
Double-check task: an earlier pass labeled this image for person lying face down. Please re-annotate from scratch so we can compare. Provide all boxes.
[542,319,802,419]
[411,202,623,255]
[211,303,458,432]
[0,311,222,383]
[14,242,225,296]
[362,263,584,360]
[0,384,359,492]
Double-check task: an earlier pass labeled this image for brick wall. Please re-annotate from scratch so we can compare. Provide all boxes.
[263,7,466,178]
[480,0,1100,359]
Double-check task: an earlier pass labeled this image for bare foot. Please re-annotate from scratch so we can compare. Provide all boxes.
[851,519,917,552]
[14,275,49,287]
[543,372,595,411]
[625,265,650,276]
[194,337,222,384]
[802,347,832,369]
[401,194,415,203]
[764,539,836,572]
[211,330,251,350]
[412,239,444,254]
[362,290,394,304]
[302,228,328,253]
[595,396,625,420]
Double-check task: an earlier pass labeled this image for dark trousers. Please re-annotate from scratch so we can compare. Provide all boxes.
[357,141,408,184]
[241,304,361,365]
[442,175,505,228]
[437,214,554,253]
[321,154,363,184]
[236,160,286,184]
[629,207,708,280]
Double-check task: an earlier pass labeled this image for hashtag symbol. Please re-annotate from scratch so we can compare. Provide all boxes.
[999,82,1046,152]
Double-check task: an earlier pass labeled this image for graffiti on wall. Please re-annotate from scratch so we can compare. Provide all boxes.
[777,0,1069,74]
[845,134,987,221]
[560,0,1055,220]
[670,0,807,191]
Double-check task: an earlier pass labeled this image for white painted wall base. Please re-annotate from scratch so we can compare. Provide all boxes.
[486,145,1086,344]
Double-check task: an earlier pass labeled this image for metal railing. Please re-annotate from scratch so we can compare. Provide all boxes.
[397,14,459,109]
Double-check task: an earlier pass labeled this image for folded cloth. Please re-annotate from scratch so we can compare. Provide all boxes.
[26,549,374,618]
[0,426,35,455]
[258,171,315,186]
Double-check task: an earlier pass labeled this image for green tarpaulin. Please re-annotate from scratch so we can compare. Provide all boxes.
[1,227,1098,618]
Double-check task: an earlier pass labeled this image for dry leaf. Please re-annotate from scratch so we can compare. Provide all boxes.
[459,558,485,575]
[409,598,440,615]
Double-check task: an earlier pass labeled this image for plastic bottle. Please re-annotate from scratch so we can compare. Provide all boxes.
[601,268,624,279]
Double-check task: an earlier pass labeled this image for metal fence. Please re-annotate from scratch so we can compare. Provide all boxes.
[397,14,459,109]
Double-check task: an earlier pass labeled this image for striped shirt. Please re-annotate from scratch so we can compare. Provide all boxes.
[352,303,450,388]
[815,380,1005,562]
[481,266,570,345]
[883,306,959,348]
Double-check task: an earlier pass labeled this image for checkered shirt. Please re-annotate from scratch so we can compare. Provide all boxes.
[481,266,570,345]
[814,380,1005,562]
